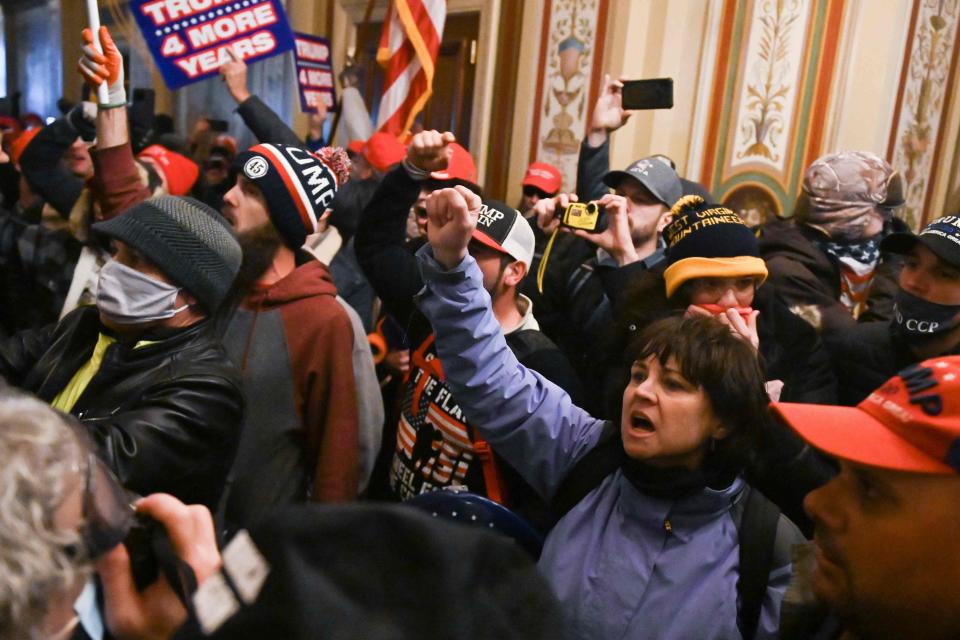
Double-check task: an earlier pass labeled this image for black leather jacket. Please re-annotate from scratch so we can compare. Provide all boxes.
[0,306,244,509]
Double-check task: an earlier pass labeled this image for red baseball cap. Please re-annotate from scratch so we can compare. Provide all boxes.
[522,162,562,195]
[138,144,200,196]
[363,132,406,173]
[347,139,365,155]
[0,116,21,136]
[772,356,960,474]
[430,143,479,191]
[10,127,41,166]
[212,133,238,158]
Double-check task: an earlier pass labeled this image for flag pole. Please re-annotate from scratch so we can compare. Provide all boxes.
[84,0,111,105]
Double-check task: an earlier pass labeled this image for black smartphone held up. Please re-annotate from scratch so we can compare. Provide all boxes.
[621,78,674,110]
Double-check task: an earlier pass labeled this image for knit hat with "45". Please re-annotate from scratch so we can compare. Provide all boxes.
[233,143,351,248]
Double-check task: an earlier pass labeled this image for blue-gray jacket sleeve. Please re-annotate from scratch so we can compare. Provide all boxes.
[415,245,607,499]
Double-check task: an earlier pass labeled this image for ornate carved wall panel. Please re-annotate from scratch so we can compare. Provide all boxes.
[888,0,960,229]
[699,0,845,225]
[529,0,609,192]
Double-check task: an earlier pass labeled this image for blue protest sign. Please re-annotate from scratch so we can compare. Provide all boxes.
[130,0,295,90]
[293,33,337,113]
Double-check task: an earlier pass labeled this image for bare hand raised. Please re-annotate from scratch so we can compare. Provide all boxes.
[425,186,482,269]
[587,74,632,147]
[407,130,456,173]
[220,48,251,104]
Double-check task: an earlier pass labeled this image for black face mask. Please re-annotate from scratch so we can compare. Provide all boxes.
[893,289,960,339]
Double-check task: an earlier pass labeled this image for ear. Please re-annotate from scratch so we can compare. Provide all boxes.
[711,422,731,441]
[656,210,673,233]
[502,260,527,287]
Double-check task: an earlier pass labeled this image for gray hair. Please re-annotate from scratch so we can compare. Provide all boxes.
[0,393,89,640]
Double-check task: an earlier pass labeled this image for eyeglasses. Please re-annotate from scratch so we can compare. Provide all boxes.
[522,186,552,199]
[63,419,137,561]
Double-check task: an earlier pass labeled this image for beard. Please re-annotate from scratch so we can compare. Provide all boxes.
[233,221,285,296]
[631,215,662,247]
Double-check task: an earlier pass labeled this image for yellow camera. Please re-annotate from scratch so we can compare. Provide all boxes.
[560,202,606,233]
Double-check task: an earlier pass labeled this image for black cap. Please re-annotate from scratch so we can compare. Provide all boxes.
[881,215,960,268]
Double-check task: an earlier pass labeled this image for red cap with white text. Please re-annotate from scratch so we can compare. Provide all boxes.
[772,356,960,474]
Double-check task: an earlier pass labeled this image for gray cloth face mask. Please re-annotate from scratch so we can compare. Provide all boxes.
[96,259,189,325]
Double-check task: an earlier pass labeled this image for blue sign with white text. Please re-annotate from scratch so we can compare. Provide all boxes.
[293,33,337,113]
[130,0,295,90]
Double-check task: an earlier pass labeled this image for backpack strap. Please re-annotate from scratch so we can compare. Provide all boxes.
[504,328,559,361]
[734,486,783,640]
[549,422,622,518]
[472,437,510,505]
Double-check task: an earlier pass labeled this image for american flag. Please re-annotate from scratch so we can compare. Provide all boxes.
[375,0,446,137]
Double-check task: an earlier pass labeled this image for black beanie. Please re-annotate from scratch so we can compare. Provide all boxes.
[92,196,242,312]
[232,143,350,248]
[662,195,768,297]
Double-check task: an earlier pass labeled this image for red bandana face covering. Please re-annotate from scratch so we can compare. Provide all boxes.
[695,304,754,319]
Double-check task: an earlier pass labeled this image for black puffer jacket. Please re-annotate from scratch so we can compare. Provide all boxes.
[825,320,960,406]
[0,306,243,509]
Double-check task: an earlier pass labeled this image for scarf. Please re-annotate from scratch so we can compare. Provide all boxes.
[621,455,737,500]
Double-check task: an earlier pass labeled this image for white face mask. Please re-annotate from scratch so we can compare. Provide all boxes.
[96,259,189,325]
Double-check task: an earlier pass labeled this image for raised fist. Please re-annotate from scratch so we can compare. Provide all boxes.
[407,129,456,173]
[425,185,482,269]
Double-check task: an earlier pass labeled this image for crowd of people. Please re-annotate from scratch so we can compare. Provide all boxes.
[0,25,958,640]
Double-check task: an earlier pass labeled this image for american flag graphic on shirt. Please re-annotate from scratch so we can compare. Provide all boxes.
[389,336,480,499]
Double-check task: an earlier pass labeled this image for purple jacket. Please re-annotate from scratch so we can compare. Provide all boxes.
[415,246,795,639]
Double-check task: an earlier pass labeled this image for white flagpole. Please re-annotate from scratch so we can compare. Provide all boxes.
[83,0,111,105]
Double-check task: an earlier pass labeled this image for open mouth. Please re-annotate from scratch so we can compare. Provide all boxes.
[630,413,655,432]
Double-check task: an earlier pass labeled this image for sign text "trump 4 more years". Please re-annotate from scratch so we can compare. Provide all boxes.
[131,0,295,89]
